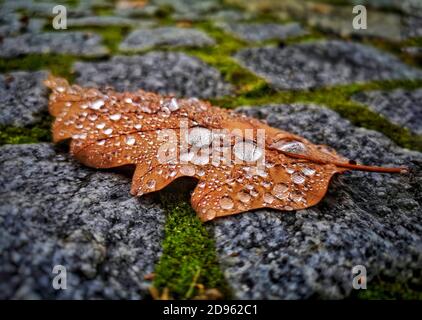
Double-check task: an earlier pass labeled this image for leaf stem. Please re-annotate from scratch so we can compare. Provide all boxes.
[280,151,408,174]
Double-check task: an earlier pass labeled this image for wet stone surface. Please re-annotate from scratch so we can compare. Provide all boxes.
[66,16,154,28]
[119,27,216,52]
[209,103,422,299]
[0,11,24,37]
[0,32,109,58]
[0,71,49,127]
[217,22,307,42]
[307,8,403,41]
[0,143,165,299]
[352,89,422,135]
[235,40,422,90]
[74,52,232,98]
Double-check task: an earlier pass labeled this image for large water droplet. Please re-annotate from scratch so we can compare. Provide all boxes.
[220,197,234,210]
[290,190,304,202]
[273,140,307,154]
[272,183,289,199]
[301,167,316,176]
[237,191,251,204]
[96,122,106,130]
[233,141,263,162]
[187,127,213,147]
[291,173,305,184]
[205,209,216,221]
[126,136,136,146]
[90,99,104,110]
[192,153,209,166]
[168,98,179,111]
[263,193,275,204]
[180,165,195,176]
[103,128,113,135]
[109,113,121,121]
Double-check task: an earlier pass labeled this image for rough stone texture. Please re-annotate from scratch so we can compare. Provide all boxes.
[0,32,109,58]
[119,27,215,52]
[307,8,403,41]
[74,52,232,98]
[217,22,307,42]
[0,10,44,37]
[0,143,165,299]
[352,89,422,135]
[404,15,422,38]
[1,0,92,18]
[66,16,154,28]
[207,10,254,22]
[0,11,22,37]
[114,4,161,17]
[0,71,49,127]
[154,0,220,15]
[210,103,422,299]
[235,40,422,90]
[349,0,422,17]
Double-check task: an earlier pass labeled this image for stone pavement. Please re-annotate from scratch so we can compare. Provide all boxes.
[0,0,421,299]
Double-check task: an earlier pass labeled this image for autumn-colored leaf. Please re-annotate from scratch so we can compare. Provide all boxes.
[44,76,406,222]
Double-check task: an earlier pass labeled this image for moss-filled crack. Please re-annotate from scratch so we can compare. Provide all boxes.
[152,179,230,299]
[0,113,52,146]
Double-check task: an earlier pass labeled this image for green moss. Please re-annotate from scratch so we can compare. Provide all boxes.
[95,26,131,53]
[352,277,422,300]
[0,114,52,146]
[94,7,115,17]
[153,180,230,299]
[0,54,77,80]
[178,22,269,94]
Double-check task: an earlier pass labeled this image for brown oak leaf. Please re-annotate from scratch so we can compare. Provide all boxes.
[44,76,406,221]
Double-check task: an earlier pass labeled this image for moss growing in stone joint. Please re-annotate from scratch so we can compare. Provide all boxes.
[351,276,422,300]
[0,54,77,80]
[178,22,271,95]
[0,114,52,146]
[87,26,131,54]
[153,180,230,299]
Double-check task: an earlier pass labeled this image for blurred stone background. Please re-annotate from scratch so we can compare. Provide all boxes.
[0,0,421,299]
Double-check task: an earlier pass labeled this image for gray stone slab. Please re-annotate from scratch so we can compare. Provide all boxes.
[114,3,161,17]
[74,52,232,98]
[0,11,21,37]
[153,0,220,14]
[1,0,92,18]
[119,27,215,52]
[0,32,109,58]
[218,22,307,42]
[209,103,422,299]
[207,10,254,22]
[66,16,154,28]
[404,15,422,38]
[352,89,422,135]
[0,143,165,299]
[307,8,403,41]
[0,71,49,127]
[235,40,422,90]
